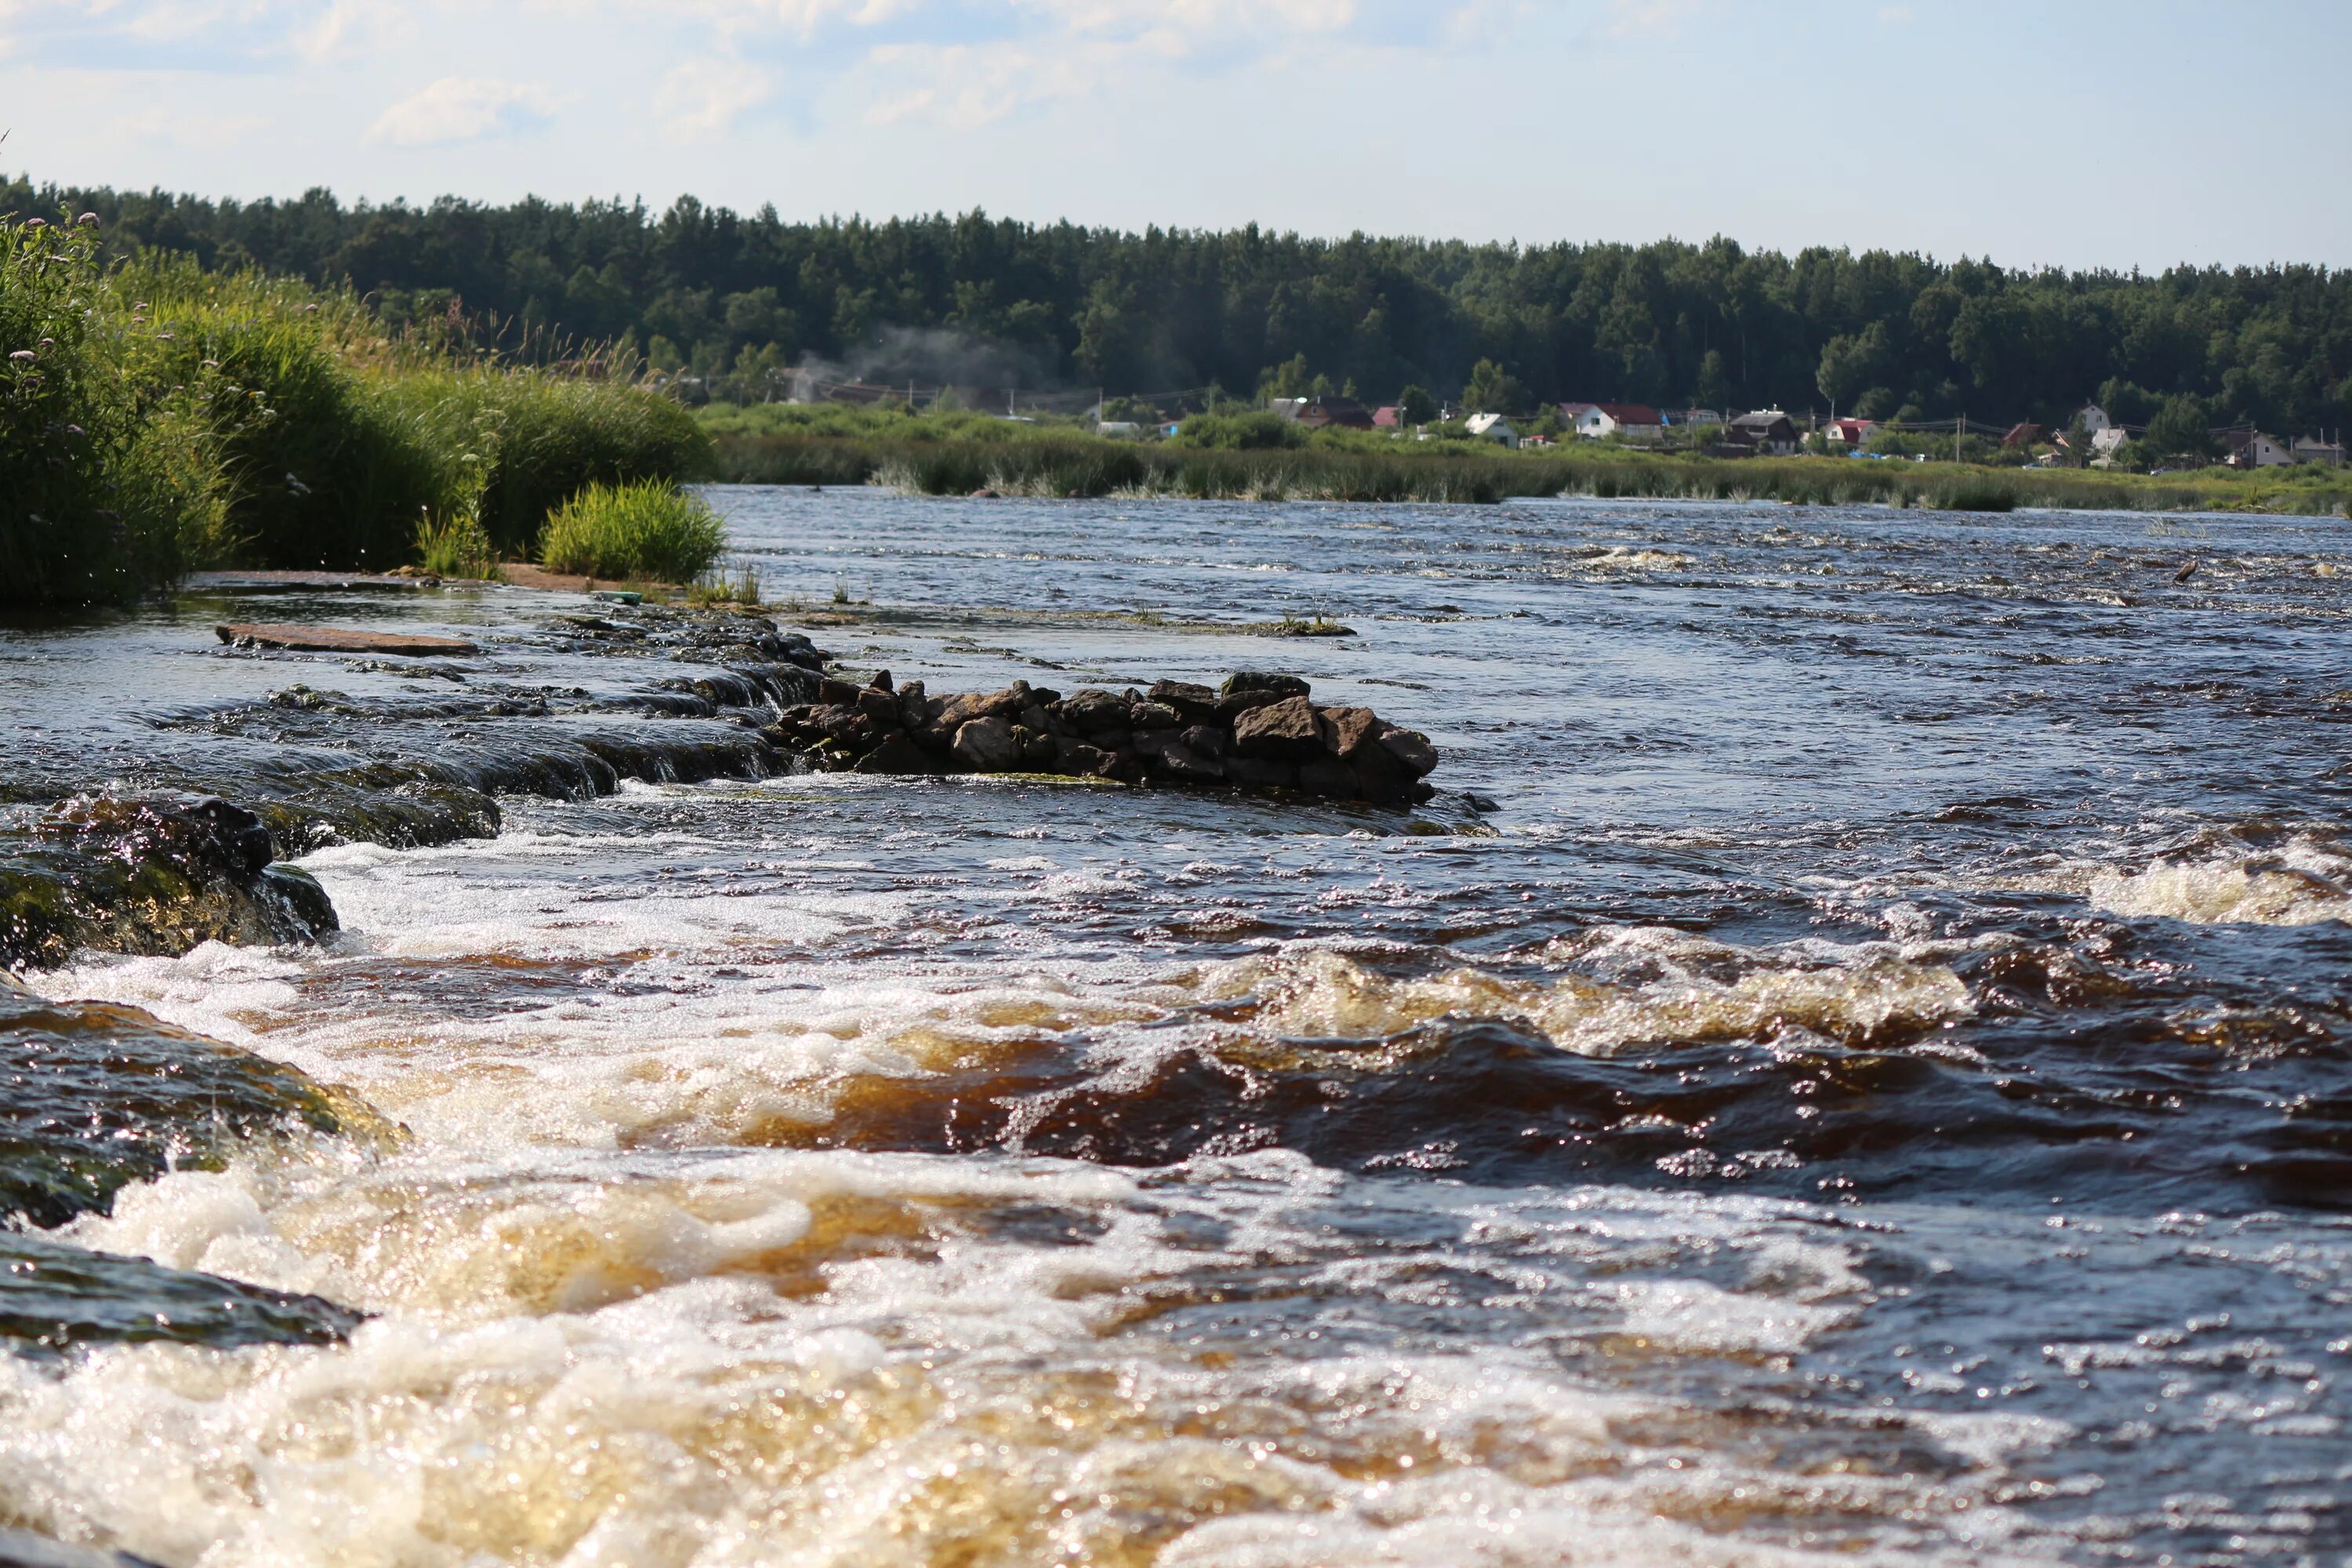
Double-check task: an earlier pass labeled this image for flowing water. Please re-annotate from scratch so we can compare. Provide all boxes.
[4,490,2351,1566]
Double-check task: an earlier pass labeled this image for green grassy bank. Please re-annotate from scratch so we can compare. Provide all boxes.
[1,210,707,605]
[701,404,2352,517]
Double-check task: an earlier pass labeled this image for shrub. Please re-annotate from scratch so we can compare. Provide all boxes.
[1168,412,1306,451]
[414,509,502,579]
[539,480,725,582]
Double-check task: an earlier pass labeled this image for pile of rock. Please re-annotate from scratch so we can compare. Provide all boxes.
[765,672,1439,805]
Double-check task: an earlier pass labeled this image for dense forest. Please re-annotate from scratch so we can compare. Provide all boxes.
[9,176,2349,438]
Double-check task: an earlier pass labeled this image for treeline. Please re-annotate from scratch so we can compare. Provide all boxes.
[9,175,2350,437]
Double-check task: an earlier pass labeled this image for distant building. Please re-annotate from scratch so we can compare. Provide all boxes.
[2001,422,2042,449]
[1372,405,1402,428]
[2074,403,2112,435]
[1298,396,1374,430]
[1267,397,1310,421]
[1465,412,1519,447]
[1666,408,1723,428]
[1564,401,1664,440]
[1095,421,1142,438]
[2088,426,2132,468]
[2225,430,2293,468]
[1722,409,1800,456]
[1826,417,1879,446]
[2292,435,2344,466]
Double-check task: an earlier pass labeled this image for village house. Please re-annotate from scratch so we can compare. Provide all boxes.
[1721,409,1801,456]
[2074,403,2112,434]
[1826,417,1879,447]
[2292,435,2344,466]
[2225,430,2294,468]
[2087,426,2132,468]
[1562,401,1664,441]
[1465,412,1519,447]
[2001,422,2042,449]
[1372,405,1403,429]
[1298,396,1374,430]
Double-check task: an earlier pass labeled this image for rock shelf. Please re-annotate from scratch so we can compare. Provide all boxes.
[766,671,1439,805]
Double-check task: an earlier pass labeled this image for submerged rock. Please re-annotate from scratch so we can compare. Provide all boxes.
[0,1527,170,1568]
[0,989,391,1228]
[766,671,1440,805]
[0,1229,364,1357]
[0,795,339,972]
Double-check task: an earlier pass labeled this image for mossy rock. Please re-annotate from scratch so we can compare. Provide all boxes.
[0,993,394,1229]
[0,1229,364,1356]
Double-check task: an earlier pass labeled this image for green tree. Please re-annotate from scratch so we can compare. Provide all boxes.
[1463,358,1523,415]
[1396,384,1438,425]
[2143,394,2216,460]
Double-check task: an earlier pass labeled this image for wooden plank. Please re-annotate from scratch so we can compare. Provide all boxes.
[215,622,479,657]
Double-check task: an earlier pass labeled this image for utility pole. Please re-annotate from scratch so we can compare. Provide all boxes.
[1958,411,1966,465]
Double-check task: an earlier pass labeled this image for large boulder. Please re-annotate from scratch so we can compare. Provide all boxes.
[951,716,1023,771]
[1232,695,1324,760]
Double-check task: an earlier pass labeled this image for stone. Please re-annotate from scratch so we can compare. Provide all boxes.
[1157,746,1225,783]
[1222,755,1296,790]
[1232,695,1323,760]
[1054,738,1112,775]
[1146,679,1219,721]
[1298,755,1359,797]
[1055,688,1130,734]
[854,733,940,775]
[1350,739,1414,805]
[854,688,899,725]
[1129,700,1181,731]
[1377,728,1439,776]
[1317,706,1381,757]
[1014,725,1058,765]
[1179,724,1227,759]
[867,669,894,692]
[1220,671,1311,701]
[937,683,1031,728]
[216,623,478,658]
[818,677,862,706]
[950,716,1021,771]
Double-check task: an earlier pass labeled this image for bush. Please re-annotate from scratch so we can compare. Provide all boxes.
[539,480,726,582]
[1168,412,1306,451]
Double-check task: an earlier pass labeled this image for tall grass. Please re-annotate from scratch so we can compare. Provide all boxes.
[0,214,235,600]
[539,480,725,583]
[0,212,713,603]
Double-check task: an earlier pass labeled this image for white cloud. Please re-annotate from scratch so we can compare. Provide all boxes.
[367,76,561,147]
[655,56,771,138]
[291,0,411,64]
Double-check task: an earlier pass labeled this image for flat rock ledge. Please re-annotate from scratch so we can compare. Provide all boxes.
[216,622,480,657]
[766,672,1439,806]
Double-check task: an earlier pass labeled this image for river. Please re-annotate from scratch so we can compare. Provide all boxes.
[3,488,2349,1566]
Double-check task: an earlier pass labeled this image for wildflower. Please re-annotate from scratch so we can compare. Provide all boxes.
[8,350,34,361]
[24,218,44,230]
[76,212,97,226]
[64,424,83,436]
[36,338,52,350]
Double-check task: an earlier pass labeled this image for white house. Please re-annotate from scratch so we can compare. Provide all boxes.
[2087,426,2131,467]
[2226,430,2293,468]
[1465,412,1519,447]
[1562,401,1664,441]
[2074,403,2112,435]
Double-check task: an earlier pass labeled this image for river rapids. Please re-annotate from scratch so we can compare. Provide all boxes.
[2,489,2348,1566]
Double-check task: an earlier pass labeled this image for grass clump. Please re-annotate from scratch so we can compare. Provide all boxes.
[539,480,725,583]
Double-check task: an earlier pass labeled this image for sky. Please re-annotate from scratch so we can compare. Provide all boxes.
[2,0,2347,270]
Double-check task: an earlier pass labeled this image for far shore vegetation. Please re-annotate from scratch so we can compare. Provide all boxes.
[699,401,2352,517]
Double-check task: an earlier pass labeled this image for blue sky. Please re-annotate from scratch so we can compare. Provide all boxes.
[2,0,2345,268]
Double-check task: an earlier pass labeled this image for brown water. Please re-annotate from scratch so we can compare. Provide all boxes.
[3,489,2350,1566]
